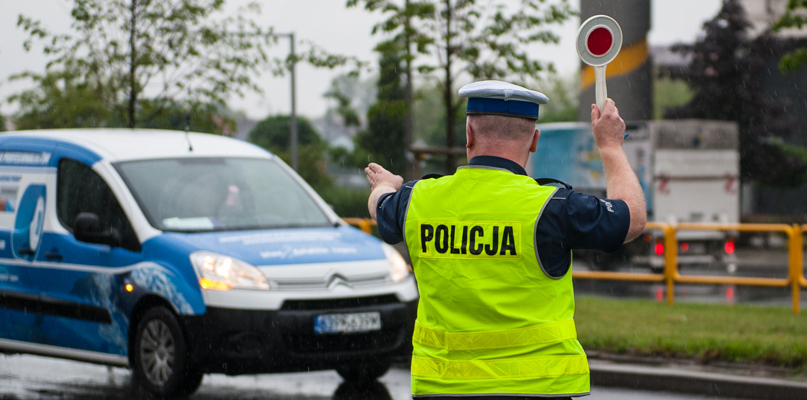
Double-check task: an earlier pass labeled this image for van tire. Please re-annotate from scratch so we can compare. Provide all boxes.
[336,362,390,382]
[133,306,203,397]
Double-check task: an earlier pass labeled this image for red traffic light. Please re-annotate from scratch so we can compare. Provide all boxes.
[654,241,664,256]
[587,26,613,56]
[724,241,735,255]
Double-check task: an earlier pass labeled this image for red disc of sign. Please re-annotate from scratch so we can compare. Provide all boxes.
[587,27,613,56]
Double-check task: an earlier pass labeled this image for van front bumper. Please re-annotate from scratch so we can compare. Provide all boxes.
[180,295,417,375]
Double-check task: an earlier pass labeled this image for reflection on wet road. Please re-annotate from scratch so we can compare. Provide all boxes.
[0,354,407,400]
[0,354,739,400]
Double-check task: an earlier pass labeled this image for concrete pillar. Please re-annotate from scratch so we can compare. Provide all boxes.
[578,0,653,121]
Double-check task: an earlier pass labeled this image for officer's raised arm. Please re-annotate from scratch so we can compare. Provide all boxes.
[365,162,403,221]
[591,98,647,242]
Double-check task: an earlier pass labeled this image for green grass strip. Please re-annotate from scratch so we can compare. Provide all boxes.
[575,296,807,369]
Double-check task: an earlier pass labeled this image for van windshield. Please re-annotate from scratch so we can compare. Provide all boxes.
[114,157,332,232]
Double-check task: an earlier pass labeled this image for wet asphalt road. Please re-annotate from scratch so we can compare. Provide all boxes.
[0,354,742,400]
[1,250,782,399]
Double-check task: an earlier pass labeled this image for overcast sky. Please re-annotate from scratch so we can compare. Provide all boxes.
[0,0,723,120]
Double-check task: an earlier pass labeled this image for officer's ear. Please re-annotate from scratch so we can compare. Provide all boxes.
[529,129,540,153]
[466,122,475,149]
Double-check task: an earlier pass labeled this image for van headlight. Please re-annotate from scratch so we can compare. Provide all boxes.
[190,251,269,291]
[383,244,411,283]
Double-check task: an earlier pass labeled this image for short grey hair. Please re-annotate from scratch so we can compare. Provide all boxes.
[467,114,536,141]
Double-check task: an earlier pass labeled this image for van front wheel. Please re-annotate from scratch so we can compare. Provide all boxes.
[133,306,203,397]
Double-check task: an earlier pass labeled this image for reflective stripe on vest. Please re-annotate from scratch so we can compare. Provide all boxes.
[412,355,589,380]
[413,319,577,351]
[404,167,589,397]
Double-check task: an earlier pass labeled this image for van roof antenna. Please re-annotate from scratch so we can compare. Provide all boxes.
[184,111,194,152]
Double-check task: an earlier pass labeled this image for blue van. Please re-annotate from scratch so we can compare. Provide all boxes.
[0,129,418,397]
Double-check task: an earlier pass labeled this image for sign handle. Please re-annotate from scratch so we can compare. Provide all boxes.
[595,65,607,113]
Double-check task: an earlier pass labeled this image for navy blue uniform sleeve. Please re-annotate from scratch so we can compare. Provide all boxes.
[563,191,630,252]
[535,189,630,277]
[375,180,417,245]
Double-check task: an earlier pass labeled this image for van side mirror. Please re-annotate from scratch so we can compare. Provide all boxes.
[74,212,121,247]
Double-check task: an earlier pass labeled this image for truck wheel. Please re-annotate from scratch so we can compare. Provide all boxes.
[336,362,391,382]
[133,306,203,397]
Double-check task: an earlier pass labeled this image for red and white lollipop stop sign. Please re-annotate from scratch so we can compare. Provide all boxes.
[577,15,623,112]
[587,27,614,56]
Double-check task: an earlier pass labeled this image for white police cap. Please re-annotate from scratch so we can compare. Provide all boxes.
[458,80,549,120]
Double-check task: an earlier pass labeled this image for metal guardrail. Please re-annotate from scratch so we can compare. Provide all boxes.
[343,218,807,314]
[674,223,802,315]
[571,222,669,286]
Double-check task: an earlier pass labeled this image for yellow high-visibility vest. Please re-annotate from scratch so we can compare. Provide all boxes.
[404,166,589,397]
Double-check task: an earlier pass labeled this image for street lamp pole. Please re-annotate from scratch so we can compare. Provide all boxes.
[288,33,298,171]
[275,32,298,171]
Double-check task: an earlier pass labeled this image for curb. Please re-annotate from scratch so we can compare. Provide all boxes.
[590,360,807,400]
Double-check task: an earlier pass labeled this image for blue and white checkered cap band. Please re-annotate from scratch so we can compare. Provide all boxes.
[459,80,548,120]
[466,98,539,119]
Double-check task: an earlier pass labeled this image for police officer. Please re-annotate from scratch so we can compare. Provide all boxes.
[365,80,646,399]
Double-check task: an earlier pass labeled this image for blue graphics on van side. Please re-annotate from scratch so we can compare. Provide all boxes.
[12,184,46,260]
[0,137,101,168]
[3,231,207,357]
[6,223,389,357]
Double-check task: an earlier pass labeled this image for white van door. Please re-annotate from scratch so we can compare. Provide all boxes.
[30,157,143,357]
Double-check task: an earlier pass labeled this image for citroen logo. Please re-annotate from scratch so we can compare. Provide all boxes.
[326,273,351,289]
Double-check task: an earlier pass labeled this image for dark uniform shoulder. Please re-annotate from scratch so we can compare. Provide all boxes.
[534,177,573,190]
[421,173,448,180]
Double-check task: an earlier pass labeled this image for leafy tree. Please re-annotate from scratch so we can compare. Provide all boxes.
[410,81,467,174]
[14,0,275,128]
[323,82,363,129]
[134,100,231,134]
[248,115,331,188]
[665,0,806,186]
[9,70,113,130]
[0,113,6,132]
[347,0,434,177]
[653,72,693,120]
[412,82,465,146]
[9,70,228,134]
[328,145,368,170]
[319,73,378,143]
[348,0,575,173]
[536,74,578,123]
[11,0,358,130]
[774,0,807,72]
[354,39,409,174]
[249,115,323,150]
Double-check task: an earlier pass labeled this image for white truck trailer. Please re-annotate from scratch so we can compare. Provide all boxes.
[528,120,739,271]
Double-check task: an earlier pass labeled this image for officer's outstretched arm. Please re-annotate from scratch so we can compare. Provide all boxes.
[365,163,403,221]
[591,99,647,243]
